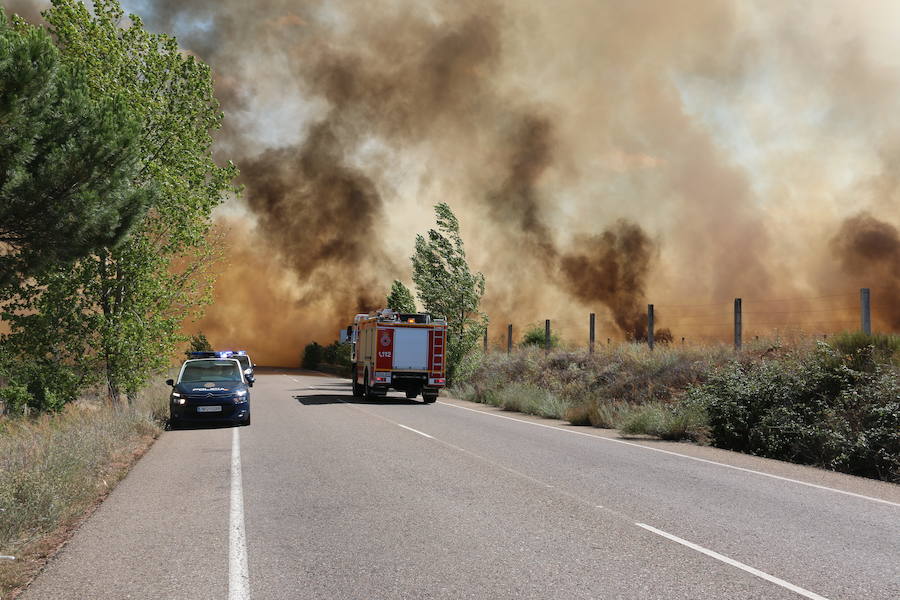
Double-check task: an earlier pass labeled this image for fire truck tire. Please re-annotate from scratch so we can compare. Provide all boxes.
[364,369,377,400]
[423,394,437,404]
[352,374,364,397]
[405,389,418,399]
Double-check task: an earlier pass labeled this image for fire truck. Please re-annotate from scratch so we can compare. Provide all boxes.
[347,309,447,403]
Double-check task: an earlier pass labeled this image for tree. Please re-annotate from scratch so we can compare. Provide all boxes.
[0,9,152,283]
[386,280,416,313]
[186,333,212,357]
[1,0,238,403]
[411,203,487,384]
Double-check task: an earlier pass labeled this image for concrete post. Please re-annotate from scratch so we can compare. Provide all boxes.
[861,288,871,335]
[545,319,551,353]
[589,313,596,354]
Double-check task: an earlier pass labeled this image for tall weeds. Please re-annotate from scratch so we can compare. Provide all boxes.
[0,385,167,595]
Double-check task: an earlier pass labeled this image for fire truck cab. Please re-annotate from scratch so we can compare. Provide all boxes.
[348,309,447,403]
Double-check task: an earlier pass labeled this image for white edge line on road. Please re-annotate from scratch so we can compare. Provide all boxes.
[636,523,831,600]
[229,428,250,600]
[437,401,900,508]
[397,423,434,439]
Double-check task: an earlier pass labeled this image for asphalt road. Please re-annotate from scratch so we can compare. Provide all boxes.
[23,371,900,599]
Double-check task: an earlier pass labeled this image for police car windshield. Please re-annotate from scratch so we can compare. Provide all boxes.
[179,360,242,383]
[234,355,251,370]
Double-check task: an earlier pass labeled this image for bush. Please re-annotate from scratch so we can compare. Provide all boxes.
[301,342,325,369]
[687,344,900,481]
[301,340,351,375]
[618,402,708,442]
[456,339,898,481]
[520,323,560,349]
[828,331,900,372]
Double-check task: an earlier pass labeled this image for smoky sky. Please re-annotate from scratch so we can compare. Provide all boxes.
[7,0,900,361]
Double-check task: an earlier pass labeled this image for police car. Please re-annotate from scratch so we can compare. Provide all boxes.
[229,350,256,385]
[167,357,251,428]
[189,350,255,385]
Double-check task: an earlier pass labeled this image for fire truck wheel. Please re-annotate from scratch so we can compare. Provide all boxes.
[423,394,437,404]
[352,377,365,398]
[405,389,418,399]
[364,369,376,400]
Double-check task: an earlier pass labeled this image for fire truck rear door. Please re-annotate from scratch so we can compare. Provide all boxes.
[392,328,429,370]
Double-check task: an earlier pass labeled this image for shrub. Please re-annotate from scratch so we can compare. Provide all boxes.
[828,331,900,372]
[520,323,560,349]
[619,402,708,442]
[495,382,568,418]
[301,342,325,369]
[687,344,899,481]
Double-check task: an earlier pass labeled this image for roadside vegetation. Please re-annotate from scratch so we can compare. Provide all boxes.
[0,1,235,594]
[301,340,352,377]
[453,333,900,483]
[0,383,169,597]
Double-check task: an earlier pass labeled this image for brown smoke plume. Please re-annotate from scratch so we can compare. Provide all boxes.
[11,0,900,361]
[560,222,655,339]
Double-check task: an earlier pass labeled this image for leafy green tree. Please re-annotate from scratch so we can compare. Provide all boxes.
[411,203,487,384]
[186,333,212,357]
[386,280,416,313]
[0,9,152,283]
[1,0,237,403]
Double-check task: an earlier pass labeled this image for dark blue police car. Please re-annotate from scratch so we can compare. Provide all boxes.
[167,357,251,428]
[188,350,255,385]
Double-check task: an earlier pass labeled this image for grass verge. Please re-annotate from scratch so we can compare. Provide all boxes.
[0,381,168,598]
[453,334,900,482]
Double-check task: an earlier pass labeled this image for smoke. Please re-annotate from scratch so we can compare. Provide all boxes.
[833,213,900,329]
[560,222,656,339]
[10,0,900,361]
[2,0,44,23]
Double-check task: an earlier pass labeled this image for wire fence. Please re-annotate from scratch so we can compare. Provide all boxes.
[487,288,895,352]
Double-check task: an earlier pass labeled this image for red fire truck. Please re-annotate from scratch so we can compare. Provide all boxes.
[347,309,447,403]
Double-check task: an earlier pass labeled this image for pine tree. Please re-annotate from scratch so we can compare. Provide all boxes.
[0,9,152,284]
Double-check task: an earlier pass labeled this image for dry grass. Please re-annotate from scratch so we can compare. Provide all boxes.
[453,335,899,480]
[0,384,168,597]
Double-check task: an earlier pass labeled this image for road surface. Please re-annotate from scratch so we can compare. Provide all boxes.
[23,371,900,599]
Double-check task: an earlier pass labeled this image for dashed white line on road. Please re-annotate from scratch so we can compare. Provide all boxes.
[438,401,900,508]
[635,523,831,600]
[397,423,434,439]
[229,428,250,600]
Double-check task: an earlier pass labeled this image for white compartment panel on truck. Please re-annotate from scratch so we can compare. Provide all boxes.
[393,328,429,370]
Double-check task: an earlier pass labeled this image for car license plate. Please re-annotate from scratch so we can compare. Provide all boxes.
[197,405,222,413]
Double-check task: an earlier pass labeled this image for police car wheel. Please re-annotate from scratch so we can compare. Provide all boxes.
[242,414,251,426]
